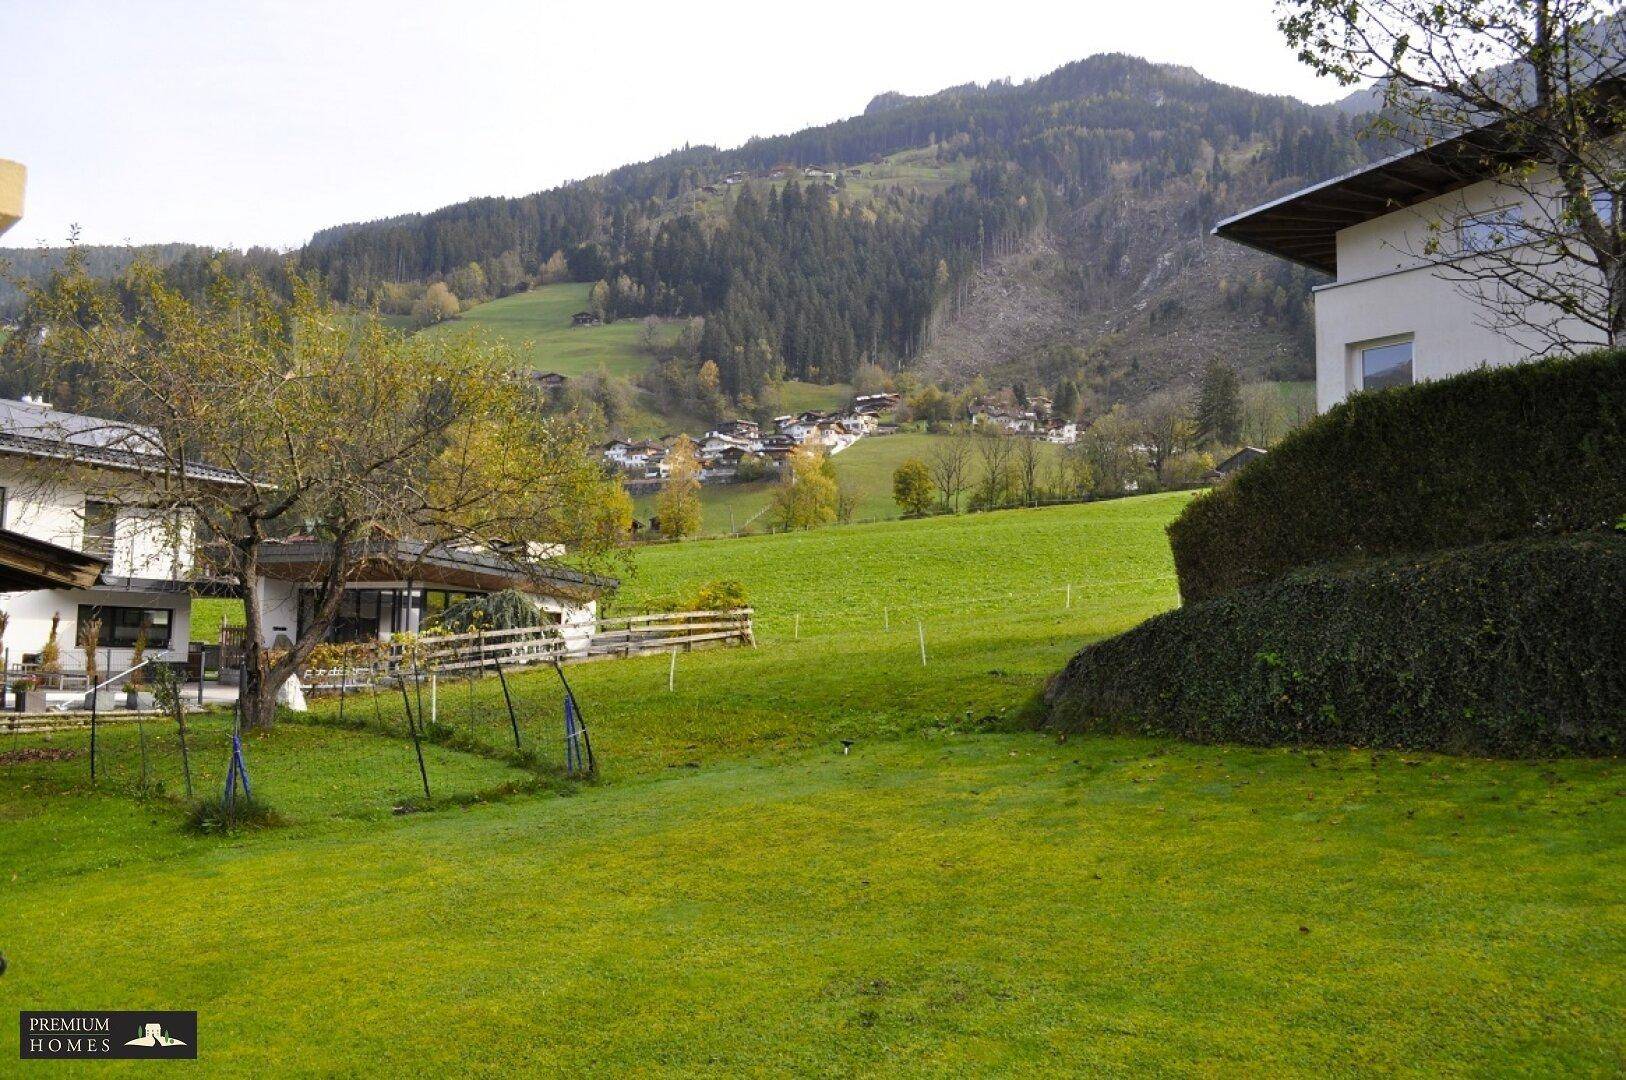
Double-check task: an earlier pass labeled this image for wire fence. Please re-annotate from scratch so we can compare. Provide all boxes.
[751,574,1181,637]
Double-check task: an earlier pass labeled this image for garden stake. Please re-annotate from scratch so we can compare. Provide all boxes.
[492,658,520,750]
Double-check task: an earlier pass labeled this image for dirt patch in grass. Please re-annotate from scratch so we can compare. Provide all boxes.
[0,746,78,765]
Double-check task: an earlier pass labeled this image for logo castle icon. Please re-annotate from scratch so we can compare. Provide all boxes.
[126,1022,187,1048]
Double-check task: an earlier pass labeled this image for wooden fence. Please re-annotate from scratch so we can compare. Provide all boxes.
[301,609,753,692]
[587,609,754,658]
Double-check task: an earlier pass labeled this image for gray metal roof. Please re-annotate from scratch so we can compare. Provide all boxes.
[0,398,246,485]
[252,537,618,595]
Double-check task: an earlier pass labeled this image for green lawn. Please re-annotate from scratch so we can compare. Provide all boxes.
[418,283,679,377]
[5,494,1621,1075]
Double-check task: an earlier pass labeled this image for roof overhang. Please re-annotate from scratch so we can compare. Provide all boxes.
[252,538,618,600]
[1213,76,1625,273]
[0,528,106,592]
[1212,124,1536,273]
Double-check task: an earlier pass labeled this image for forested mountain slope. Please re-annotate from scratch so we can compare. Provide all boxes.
[301,53,1381,402]
[6,54,1381,409]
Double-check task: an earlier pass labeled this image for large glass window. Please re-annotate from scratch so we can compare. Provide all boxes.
[76,605,173,649]
[1361,340,1414,392]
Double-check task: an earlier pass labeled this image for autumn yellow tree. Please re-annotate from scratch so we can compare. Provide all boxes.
[655,436,702,539]
[769,444,838,530]
[892,458,935,517]
[10,256,623,727]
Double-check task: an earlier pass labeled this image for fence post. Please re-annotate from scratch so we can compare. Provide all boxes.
[668,648,676,692]
[89,681,99,781]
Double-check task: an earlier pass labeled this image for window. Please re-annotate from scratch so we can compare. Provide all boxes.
[0,486,7,529]
[1591,188,1618,226]
[76,605,172,649]
[1458,205,1527,253]
[1361,340,1414,392]
[82,500,116,559]
[420,589,483,619]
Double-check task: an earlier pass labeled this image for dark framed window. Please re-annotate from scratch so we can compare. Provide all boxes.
[420,589,484,618]
[76,605,173,649]
[299,588,387,643]
[1361,340,1414,392]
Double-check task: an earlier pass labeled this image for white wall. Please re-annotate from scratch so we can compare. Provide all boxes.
[1314,171,1608,411]
[0,464,196,579]
[1,585,192,671]
[252,578,598,656]
[0,463,200,670]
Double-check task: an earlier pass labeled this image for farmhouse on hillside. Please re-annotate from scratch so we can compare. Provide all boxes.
[1206,445,1268,482]
[1214,121,1615,412]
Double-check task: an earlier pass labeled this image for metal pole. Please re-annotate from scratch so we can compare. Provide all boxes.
[399,672,431,800]
[337,661,347,724]
[493,658,520,750]
[551,660,594,775]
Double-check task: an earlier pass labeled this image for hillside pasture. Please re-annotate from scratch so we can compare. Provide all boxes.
[418,283,679,377]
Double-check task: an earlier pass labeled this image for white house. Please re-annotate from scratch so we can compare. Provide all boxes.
[0,397,240,676]
[1214,127,1614,412]
[250,539,617,659]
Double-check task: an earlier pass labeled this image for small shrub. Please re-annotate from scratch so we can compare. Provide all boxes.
[1043,535,1626,757]
[1168,349,1626,603]
[185,795,284,834]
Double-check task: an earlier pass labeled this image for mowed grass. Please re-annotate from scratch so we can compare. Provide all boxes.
[4,494,1622,1075]
[418,282,679,377]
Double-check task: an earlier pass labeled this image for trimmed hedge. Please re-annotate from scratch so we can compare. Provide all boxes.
[1042,535,1626,757]
[1169,349,1626,603]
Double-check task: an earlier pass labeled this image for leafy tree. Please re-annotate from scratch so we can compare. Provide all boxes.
[12,257,621,728]
[892,458,935,516]
[769,444,838,529]
[656,436,703,539]
[411,282,459,327]
[1054,378,1082,421]
[1195,360,1243,446]
[1079,406,1145,496]
[1135,388,1197,481]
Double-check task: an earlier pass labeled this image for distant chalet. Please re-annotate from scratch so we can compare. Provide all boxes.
[571,311,602,327]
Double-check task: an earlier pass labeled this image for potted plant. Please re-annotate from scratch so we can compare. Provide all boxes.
[13,676,44,713]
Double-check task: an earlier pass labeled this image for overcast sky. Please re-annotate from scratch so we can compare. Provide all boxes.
[1,0,1351,251]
